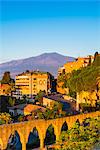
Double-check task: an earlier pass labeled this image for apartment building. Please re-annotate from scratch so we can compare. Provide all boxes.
[15,71,53,97]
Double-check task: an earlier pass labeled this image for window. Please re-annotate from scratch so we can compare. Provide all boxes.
[33,78,36,80]
[43,80,46,84]
[39,80,42,85]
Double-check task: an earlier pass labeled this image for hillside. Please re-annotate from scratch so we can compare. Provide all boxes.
[0,52,75,78]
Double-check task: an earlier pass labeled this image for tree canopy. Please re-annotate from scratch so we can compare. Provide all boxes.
[1,71,15,84]
[35,90,46,105]
[0,113,12,124]
[52,116,100,150]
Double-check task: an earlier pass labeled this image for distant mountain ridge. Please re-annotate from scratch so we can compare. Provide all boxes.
[0,52,75,78]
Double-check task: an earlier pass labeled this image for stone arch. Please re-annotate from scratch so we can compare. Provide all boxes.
[6,130,22,150]
[0,138,3,150]
[45,122,58,136]
[44,124,56,146]
[61,121,68,132]
[25,124,46,150]
[15,129,25,145]
[0,129,13,150]
[65,117,75,129]
[30,125,42,136]
[26,127,40,149]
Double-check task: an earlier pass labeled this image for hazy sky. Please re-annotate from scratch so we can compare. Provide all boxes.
[0,0,100,63]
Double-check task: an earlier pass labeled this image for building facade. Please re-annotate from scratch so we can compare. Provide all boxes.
[15,71,53,97]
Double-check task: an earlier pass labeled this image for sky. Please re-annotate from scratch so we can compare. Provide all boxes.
[0,0,100,63]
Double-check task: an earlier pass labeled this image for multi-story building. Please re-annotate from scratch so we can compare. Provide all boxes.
[58,66,65,76]
[15,71,53,97]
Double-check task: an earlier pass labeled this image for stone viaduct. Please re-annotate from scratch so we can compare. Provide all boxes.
[0,111,100,150]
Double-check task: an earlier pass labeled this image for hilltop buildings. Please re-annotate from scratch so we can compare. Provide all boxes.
[58,55,94,76]
[57,55,94,94]
[57,53,100,111]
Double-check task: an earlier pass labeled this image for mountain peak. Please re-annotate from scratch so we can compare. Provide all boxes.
[0,53,75,78]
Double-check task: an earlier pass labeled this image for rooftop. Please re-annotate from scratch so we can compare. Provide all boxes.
[44,94,69,103]
[24,104,46,113]
[16,70,51,76]
[7,104,27,110]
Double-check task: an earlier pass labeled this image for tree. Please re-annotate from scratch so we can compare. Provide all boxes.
[43,102,64,120]
[18,115,24,122]
[94,51,99,61]
[8,97,15,106]
[63,63,100,94]
[35,90,46,105]
[0,113,12,124]
[37,110,44,119]
[55,117,100,150]
[0,71,15,95]
[1,71,12,84]
[52,102,63,116]
[93,53,100,66]
[32,101,65,120]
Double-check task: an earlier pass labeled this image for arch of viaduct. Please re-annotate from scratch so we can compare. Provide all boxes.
[0,111,100,150]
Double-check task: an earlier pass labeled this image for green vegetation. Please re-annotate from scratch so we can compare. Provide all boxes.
[1,71,15,84]
[8,97,16,106]
[0,113,12,124]
[50,116,100,150]
[32,102,65,120]
[17,101,65,121]
[67,64,100,93]
[18,115,25,122]
[0,71,15,95]
[58,52,100,96]
[35,90,46,105]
